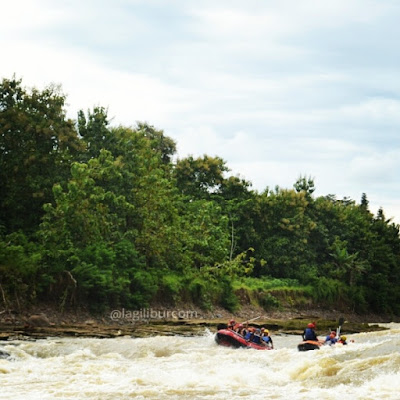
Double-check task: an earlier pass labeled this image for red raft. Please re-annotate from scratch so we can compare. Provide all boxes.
[215,329,272,350]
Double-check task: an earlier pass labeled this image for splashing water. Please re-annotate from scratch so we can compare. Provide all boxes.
[1,325,399,399]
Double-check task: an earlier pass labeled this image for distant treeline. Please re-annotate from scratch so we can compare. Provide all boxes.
[1,76,399,315]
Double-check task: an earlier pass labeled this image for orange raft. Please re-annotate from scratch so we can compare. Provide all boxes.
[297,340,322,351]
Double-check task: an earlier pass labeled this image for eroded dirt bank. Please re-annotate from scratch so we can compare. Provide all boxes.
[0,304,395,340]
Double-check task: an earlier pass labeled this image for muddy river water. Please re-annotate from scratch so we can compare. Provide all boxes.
[1,323,399,399]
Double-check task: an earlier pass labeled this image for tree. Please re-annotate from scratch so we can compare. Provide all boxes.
[179,200,230,269]
[0,231,43,307]
[253,187,317,280]
[136,122,177,164]
[106,126,184,271]
[39,151,146,307]
[217,175,256,260]
[329,238,368,286]
[174,155,229,199]
[364,212,400,313]
[77,106,114,161]
[0,76,81,233]
[293,175,315,199]
[360,193,369,210]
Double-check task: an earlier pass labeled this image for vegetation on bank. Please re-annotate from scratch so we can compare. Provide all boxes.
[1,76,400,317]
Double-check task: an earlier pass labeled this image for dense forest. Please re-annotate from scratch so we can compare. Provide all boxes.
[1,76,400,316]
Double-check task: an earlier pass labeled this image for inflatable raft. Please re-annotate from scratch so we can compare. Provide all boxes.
[297,340,322,351]
[215,329,272,350]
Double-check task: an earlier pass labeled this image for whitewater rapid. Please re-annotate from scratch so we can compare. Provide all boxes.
[1,324,399,399]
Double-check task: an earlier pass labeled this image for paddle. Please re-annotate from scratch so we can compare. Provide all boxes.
[336,317,345,338]
[242,316,261,325]
[217,316,261,332]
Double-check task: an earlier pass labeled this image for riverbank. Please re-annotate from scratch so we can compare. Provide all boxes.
[0,303,395,340]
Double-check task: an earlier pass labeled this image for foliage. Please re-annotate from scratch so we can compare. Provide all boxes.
[158,273,185,304]
[1,75,400,316]
[233,277,304,291]
[174,155,229,199]
[0,76,81,233]
[0,232,43,305]
[312,277,346,303]
[258,292,281,310]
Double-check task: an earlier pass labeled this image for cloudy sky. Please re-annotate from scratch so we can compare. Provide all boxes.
[2,0,400,223]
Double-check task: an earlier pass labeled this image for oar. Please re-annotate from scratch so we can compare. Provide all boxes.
[217,316,261,332]
[336,317,345,338]
[242,316,261,325]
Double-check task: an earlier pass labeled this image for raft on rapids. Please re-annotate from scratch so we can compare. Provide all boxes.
[298,317,346,351]
[215,329,273,350]
[297,340,322,351]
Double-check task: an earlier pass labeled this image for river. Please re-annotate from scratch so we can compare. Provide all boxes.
[1,323,399,399]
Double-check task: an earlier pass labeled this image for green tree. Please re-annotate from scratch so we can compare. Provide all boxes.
[39,151,149,307]
[253,187,317,280]
[217,175,256,261]
[107,125,184,271]
[364,210,400,313]
[136,122,177,164]
[0,76,81,233]
[293,175,315,199]
[77,107,114,161]
[174,155,229,199]
[0,232,43,307]
[179,200,230,270]
[329,237,368,286]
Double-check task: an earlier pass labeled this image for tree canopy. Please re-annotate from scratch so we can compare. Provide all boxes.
[1,77,399,315]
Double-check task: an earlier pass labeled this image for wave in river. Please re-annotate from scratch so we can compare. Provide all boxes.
[1,324,399,399]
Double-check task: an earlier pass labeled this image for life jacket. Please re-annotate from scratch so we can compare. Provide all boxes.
[262,336,271,343]
[233,323,241,331]
[252,334,261,344]
[325,335,337,345]
[304,328,317,341]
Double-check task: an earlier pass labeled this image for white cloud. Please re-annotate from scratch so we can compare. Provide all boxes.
[1,0,399,225]
[2,40,191,127]
[350,150,400,184]
[187,0,393,42]
[1,0,62,31]
[337,98,400,124]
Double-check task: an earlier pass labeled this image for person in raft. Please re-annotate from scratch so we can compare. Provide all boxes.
[235,324,246,336]
[251,328,263,345]
[244,326,256,341]
[260,327,274,348]
[227,319,236,330]
[324,331,338,345]
[302,322,318,341]
[338,335,348,345]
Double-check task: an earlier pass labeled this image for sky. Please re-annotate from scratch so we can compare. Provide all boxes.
[2,0,400,223]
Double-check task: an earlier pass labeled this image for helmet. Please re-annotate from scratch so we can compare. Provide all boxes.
[229,319,235,324]
[330,331,336,336]
[341,335,347,341]
[265,329,269,334]
[238,324,243,328]
[307,323,315,328]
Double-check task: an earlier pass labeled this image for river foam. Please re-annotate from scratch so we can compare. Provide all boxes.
[1,324,399,399]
